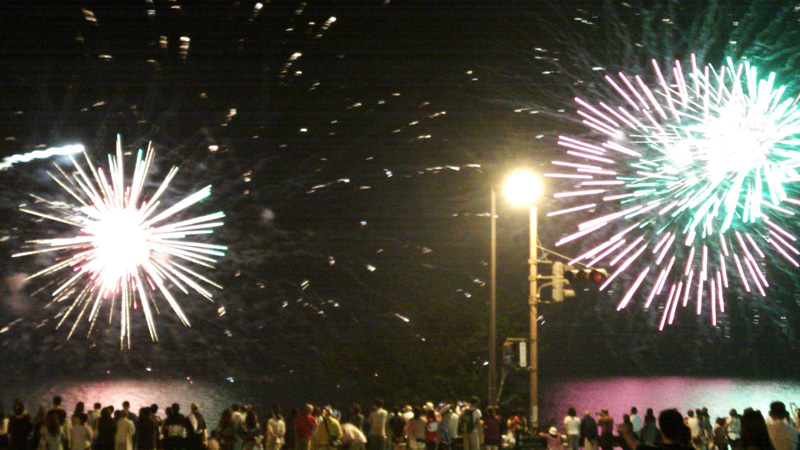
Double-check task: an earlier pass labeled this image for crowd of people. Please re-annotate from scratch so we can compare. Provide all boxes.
[554,402,800,450]
[0,397,216,450]
[0,395,798,450]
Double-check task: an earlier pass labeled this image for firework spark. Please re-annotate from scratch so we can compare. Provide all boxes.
[13,137,226,346]
[0,144,84,170]
[548,55,800,328]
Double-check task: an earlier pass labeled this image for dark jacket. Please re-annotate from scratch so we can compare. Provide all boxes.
[96,416,117,448]
[8,414,32,450]
[581,416,599,441]
[163,413,191,450]
[137,416,159,450]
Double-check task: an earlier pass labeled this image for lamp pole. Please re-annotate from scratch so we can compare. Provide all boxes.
[497,170,542,422]
[488,187,498,407]
[528,204,538,427]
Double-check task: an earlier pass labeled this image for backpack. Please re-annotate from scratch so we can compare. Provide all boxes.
[464,410,475,433]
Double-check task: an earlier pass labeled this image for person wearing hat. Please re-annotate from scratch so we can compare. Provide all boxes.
[765,401,798,450]
[539,426,563,450]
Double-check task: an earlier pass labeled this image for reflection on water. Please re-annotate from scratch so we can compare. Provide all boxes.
[540,377,800,425]
[9,379,243,423]
[7,376,800,426]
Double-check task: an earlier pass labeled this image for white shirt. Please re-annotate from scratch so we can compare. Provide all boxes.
[368,409,388,437]
[342,423,367,445]
[766,417,799,450]
[87,410,102,429]
[687,416,702,438]
[446,414,459,439]
[114,418,136,450]
[464,408,481,434]
[267,418,286,445]
[629,414,643,434]
[70,424,93,450]
[564,416,581,436]
[189,414,199,433]
[726,416,741,440]
[232,412,245,426]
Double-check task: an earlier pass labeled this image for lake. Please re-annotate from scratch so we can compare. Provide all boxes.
[6,376,800,426]
[537,376,800,425]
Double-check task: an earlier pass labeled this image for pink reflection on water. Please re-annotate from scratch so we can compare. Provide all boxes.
[10,375,800,427]
[540,376,800,425]
[17,379,238,422]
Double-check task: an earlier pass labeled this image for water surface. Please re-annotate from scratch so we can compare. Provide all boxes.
[539,376,800,425]
[7,376,800,426]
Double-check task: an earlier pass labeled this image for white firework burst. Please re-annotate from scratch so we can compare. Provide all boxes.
[13,136,227,346]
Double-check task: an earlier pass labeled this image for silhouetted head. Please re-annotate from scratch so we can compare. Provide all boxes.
[659,409,688,442]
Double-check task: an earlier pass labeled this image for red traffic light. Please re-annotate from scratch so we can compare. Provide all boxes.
[589,269,607,284]
[564,267,609,286]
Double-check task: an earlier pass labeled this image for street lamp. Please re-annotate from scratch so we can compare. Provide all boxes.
[503,170,543,426]
[503,171,543,207]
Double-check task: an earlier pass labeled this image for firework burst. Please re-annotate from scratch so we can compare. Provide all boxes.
[13,137,227,346]
[548,55,800,328]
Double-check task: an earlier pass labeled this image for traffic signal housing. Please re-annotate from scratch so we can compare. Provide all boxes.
[502,338,529,369]
[552,262,608,301]
[564,267,609,286]
[552,261,575,302]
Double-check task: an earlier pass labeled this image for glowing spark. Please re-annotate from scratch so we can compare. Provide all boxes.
[13,137,226,346]
[550,55,800,325]
[0,144,84,170]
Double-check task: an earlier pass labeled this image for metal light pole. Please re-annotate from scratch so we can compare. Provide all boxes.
[488,188,498,407]
[502,170,543,428]
[528,204,538,427]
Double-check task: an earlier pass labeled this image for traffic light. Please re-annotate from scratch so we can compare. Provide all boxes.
[552,261,576,302]
[502,339,529,368]
[502,340,518,367]
[564,266,609,289]
[552,262,608,301]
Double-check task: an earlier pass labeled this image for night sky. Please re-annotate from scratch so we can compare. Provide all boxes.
[2,0,800,406]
